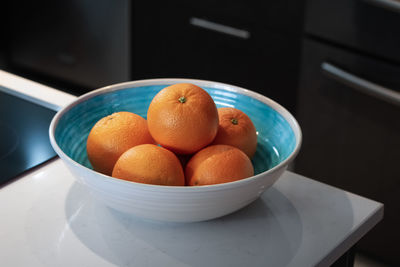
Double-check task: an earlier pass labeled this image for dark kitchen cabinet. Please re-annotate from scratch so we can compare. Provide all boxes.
[132,1,304,113]
[305,0,400,64]
[5,1,304,113]
[7,0,131,90]
[295,38,400,265]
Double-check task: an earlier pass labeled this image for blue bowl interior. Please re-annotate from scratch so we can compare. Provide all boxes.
[55,85,296,175]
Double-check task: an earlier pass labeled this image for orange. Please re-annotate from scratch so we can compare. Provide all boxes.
[185,144,254,186]
[112,144,185,186]
[147,83,219,154]
[212,107,257,158]
[86,111,155,176]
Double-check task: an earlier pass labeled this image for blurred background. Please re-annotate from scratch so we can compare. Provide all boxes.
[0,0,303,114]
[1,0,399,266]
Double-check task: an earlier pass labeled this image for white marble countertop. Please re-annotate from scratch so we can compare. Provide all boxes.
[0,70,384,267]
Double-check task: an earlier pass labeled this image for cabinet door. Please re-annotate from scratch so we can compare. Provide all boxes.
[8,0,130,89]
[305,0,400,63]
[132,2,301,113]
[295,38,400,264]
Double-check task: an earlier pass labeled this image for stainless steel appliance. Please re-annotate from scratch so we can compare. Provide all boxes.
[295,0,400,264]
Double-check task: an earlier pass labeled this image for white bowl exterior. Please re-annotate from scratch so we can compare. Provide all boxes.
[51,78,301,222]
[61,151,287,222]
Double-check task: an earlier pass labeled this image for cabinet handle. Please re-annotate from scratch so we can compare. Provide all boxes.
[321,62,400,106]
[189,17,250,39]
[363,0,400,14]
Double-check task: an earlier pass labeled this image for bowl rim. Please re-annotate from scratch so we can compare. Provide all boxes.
[49,78,302,192]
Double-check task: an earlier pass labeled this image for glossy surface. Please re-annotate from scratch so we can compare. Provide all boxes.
[0,160,383,267]
[50,79,302,222]
[0,90,56,185]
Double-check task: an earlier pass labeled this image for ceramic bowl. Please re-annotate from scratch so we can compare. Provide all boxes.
[49,79,302,222]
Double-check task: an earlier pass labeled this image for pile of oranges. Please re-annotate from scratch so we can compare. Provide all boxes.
[86,83,257,186]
